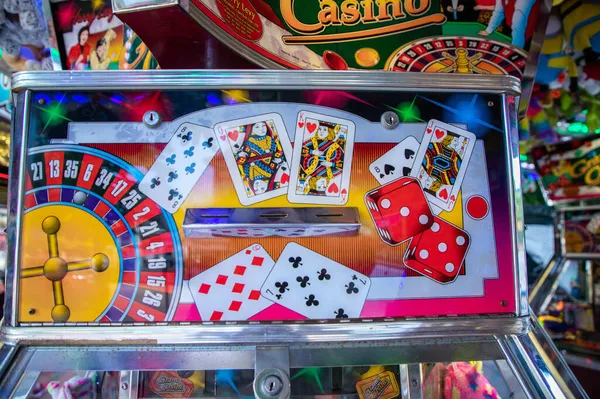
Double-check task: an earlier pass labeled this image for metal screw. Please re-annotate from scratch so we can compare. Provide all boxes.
[261,375,283,397]
[411,378,418,387]
[500,300,507,307]
[121,382,128,390]
[143,110,161,127]
[381,111,400,130]
[28,308,35,315]
[38,98,45,105]
[488,101,494,107]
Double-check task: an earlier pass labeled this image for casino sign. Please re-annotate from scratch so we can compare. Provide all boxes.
[181,0,540,78]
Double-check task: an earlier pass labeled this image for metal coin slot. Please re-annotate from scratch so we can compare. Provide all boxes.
[316,213,344,218]
[199,214,230,219]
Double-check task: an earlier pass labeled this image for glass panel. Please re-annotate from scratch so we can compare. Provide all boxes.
[15,371,120,398]
[16,88,515,325]
[139,370,255,397]
[422,361,527,399]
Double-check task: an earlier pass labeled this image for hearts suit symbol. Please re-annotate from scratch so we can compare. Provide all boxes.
[298,121,304,128]
[426,127,432,134]
[404,149,415,159]
[328,183,339,194]
[439,188,449,200]
[450,195,455,202]
[307,122,317,133]
[228,130,239,142]
[435,129,445,139]
[384,164,395,175]
[281,173,290,185]
[341,188,347,196]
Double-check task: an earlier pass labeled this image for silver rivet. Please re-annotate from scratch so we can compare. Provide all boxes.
[381,111,399,130]
[488,101,494,107]
[143,110,161,127]
[121,382,128,390]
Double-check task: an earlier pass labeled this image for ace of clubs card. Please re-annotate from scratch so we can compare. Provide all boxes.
[188,244,275,321]
[214,113,292,206]
[410,120,476,212]
[260,243,371,319]
[139,123,218,213]
[288,111,356,205]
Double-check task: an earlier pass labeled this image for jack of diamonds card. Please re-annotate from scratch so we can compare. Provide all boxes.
[410,120,476,212]
[288,111,356,205]
[214,113,292,206]
[188,244,275,321]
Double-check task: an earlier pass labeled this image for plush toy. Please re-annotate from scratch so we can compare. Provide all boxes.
[0,0,52,70]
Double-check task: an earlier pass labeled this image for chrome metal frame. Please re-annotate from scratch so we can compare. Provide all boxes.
[1,70,581,399]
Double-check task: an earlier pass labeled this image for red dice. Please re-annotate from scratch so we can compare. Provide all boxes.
[404,216,471,283]
[365,177,434,245]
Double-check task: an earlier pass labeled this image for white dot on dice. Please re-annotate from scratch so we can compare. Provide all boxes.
[438,242,447,252]
[431,222,440,232]
[419,249,429,259]
[445,263,455,273]
[400,206,410,216]
[419,215,429,224]
[73,191,87,205]
[381,198,391,209]
[456,236,466,246]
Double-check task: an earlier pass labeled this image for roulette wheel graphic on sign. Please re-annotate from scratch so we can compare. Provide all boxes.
[19,145,183,324]
[386,36,528,79]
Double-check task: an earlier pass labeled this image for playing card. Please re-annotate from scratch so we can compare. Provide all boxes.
[369,137,419,184]
[188,244,275,321]
[260,243,370,319]
[410,120,476,212]
[214,113,293,206]
[288,111,356,205]
[139,123,218,213]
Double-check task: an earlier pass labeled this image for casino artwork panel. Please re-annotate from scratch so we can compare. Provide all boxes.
[17,88,514,325]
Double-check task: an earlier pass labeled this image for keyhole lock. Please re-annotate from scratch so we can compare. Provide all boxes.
[254,368,290,399]
[262,375,283,396]
[143,110,161,127]
[381,111,399,130]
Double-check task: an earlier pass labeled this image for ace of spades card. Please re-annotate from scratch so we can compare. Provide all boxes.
[214,113,292,206]
[410,120,476,212]
[260,243,371,319]
[139,123,218,213]
[188,244,276,321]
[288,111,356,205]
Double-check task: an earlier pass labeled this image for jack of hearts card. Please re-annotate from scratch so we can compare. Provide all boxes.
[214,113,293,206]
[288,111,356,205]
[410,120,476,212]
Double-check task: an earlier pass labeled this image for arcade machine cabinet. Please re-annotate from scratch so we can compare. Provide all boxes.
[530,136,600,379]
[0,70,586,398]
